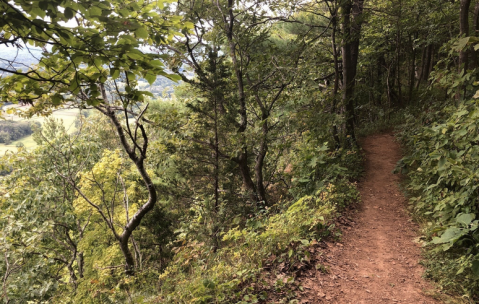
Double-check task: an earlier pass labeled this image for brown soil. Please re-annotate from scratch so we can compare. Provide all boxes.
[297,133,441,304]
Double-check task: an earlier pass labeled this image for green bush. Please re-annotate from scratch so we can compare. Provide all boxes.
[156,180,359,303]
[397,99,479,300]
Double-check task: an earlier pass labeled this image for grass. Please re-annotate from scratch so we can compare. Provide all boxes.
[0,107,79,155]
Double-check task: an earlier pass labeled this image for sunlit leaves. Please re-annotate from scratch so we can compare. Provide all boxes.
[398,99,479,291]
[0,0,190,110]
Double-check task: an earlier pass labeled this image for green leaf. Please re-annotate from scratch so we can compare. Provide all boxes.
[457,128,467,136]
[455,37,470,51]
[86,98,101,106]
[58,30,72,43]
[51,94,63,105]
[69,80,80,94]
[126,72,136,81]
[72,55,84,65]
[150,60,163,67]
[167,74,182,82]
[432,227,463,245]
[31,7,46,19]
[135,27,149,39]
[472,260,479,277]
[39,1,49,10]
[89,6,102,17]
[456,213,475,226]
[127,52,143,60]
[144,73,156,85]
[110,68,120,80]
[64,7,74,19]
[118,8,130,17]
[202,279,215,289]
[438,157,446,170]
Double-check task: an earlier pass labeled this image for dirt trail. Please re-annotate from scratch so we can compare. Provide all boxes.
[298,133,440,304]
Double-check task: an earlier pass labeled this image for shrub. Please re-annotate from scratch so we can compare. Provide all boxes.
[156,179,359,303]
[397,99,479,300]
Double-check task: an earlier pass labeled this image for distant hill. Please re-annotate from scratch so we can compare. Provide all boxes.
[0,45,181,97]
[0,45,42,69]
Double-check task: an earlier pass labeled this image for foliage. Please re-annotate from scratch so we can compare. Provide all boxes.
[0,0,189,110]
[289,131,363,199]
[397,99,479,300]
[157,179,359,303]
[0,118,102,302]
[0,120,38,143]
[4,0,476,301]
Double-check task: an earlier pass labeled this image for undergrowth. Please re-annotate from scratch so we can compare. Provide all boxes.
[153,137,362,303]
[396,99,479,302]
[157,180,359,303]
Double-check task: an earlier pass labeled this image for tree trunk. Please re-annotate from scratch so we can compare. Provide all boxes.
[341,0,354,142]
[118,238,136,275]
[331,12,341,148]
[351,0,365,83]
[77,252,84,278]
[422,44,432,82]
[396,2,402,106]
[224,0,260,201]
[408,34,416,103]
[237,151,257,201]
[459,0,472,72]
[255,115,268,204]
[457,0,471,99]
[377,54,385,104]
[472,2,479,69]
[101,101,158,276]
[341,0,364,144]
[416,45,427,89]
[212,95,220,252]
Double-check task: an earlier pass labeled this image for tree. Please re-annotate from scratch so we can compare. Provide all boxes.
[165,0,301,208]
[340,0,365,143]
[459,0,472,71]
[0,0,190,275]
[0,118,101,300]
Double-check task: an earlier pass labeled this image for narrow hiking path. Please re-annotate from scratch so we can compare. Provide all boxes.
[298,133,441,304]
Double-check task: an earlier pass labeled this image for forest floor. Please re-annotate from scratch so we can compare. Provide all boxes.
[297,133,441,304]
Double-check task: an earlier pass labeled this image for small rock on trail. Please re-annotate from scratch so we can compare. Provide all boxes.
[298,133,441,304]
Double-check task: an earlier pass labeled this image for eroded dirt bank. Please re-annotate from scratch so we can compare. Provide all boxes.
[298,133,440,304]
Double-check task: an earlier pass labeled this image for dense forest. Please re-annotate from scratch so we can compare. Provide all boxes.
[0,120,37,144]
[0,0,479,302]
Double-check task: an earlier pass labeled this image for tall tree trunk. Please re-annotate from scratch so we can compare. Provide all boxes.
[459,0,472,72]
[237,151,257,200]
[422,44,432,82]
[341,0,364,144]
[341,0,355,142]
[224,0,259,201]
[212,95,220,252]
[100,98,158,275]
[255,115,268,204]
[350,0,365,82]
[395,0,403,105]
[408,34,416,103]
[472,2,479,69]
[416,45,427,89]
[377,54,385,104]
[457,0,471,99]
[331,12,341,148]
[428,45,436,82]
